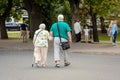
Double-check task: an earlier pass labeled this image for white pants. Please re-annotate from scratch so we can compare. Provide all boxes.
[54,37,69,61]
[34,46,48,65]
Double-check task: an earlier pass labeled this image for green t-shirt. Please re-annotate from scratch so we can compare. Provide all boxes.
[50,21,71,40]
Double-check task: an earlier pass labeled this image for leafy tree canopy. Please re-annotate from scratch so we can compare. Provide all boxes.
[84,0,120,17]
[0,0,8,16]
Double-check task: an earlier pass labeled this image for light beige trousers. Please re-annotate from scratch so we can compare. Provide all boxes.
[34,46,48,66]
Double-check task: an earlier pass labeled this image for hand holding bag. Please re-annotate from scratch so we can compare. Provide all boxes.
[57,23,70,50]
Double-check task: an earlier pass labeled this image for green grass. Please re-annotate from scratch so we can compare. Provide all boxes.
[99,32,120,41]
[8,31,21,38]
[99,33,109,41]
[7,31,119,41]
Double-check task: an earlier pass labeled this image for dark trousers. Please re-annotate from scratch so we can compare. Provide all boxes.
[75,32,81,42]
[113,31,117,43]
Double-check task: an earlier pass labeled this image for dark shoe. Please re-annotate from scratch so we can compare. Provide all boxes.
[41,64,47,68]
[35,63,40,68]
[64,62,70,67]
[55,64,60,68]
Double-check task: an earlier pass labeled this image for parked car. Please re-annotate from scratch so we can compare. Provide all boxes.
[5,22,20,31]
[5,16,21,31]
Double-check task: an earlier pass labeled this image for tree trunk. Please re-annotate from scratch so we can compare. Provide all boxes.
[0,0,12,39]
[90,6,99,42]
[71,10,79,41]
[68,0,80,41]
[23,0,42,39]
[29,8,42,39]
[100,17,107,33]
[0,18,8,39]
[91,13,99,42]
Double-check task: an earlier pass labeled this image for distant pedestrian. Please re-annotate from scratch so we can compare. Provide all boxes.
[83,25,90,43]
[50,14,72,68]
[20,20,28,43]
[74,20,82,42]
[107,20,114,43]
[111,20,118,45]
[33,23,51,67]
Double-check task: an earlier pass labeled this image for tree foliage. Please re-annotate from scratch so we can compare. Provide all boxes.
[0,0,13,39]
[81,0,120,42]
[22,0,72,39]
[84,0,120,18]
[0,0,120,40]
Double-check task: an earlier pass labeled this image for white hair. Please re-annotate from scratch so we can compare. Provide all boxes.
[39,23,46,30]
[58,14,64,21]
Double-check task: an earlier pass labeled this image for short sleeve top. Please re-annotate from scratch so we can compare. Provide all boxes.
[50,21,71,40]
[34,29,49,47]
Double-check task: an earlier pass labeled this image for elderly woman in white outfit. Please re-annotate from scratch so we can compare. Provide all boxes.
[33,23,50,67]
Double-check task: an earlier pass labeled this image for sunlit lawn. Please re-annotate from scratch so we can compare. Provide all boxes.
[7,31,21,38]
[98,32,120,41]
[7,31,119,42]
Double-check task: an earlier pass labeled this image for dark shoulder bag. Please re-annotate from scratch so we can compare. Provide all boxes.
[57,23,70,50]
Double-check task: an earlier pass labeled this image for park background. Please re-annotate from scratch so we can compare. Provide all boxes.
[0,0,120,43]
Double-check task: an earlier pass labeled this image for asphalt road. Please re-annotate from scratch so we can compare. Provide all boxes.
[0,50,120,80]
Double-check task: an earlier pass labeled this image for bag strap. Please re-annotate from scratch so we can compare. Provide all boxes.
[36,30,42,38]
[57,23,62,43]
[34,30,43,43]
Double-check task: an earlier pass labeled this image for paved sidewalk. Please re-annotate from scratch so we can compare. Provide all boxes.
[0,39,120,55]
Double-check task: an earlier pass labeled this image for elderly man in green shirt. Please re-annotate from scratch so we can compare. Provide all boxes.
[50,14,72,68]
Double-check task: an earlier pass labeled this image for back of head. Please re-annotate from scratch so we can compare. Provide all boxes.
[77,19,79,22]
[39,23,46,30]
[114,20,117,24]
[58,14,64,21]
